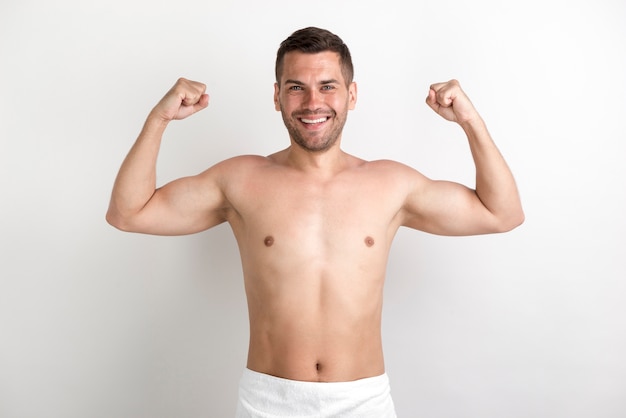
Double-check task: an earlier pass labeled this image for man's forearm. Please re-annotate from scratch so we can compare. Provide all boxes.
[107,113,168,222]
[461,117,524,230]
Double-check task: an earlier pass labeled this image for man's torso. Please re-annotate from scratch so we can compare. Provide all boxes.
[217,150,413,382]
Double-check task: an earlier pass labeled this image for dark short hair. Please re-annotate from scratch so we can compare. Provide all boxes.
[275,27,354,85]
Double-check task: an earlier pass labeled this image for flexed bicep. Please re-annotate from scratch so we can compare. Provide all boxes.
[112,166,229,236]
[401,177,503,236]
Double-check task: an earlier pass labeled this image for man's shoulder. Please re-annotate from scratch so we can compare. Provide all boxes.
[212,154,274,172]
[355,159,429,193]
[221,154,272,165]
[196,155,273,187]
[360,158,421,175]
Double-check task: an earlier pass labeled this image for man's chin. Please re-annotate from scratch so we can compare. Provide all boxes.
[293,138,337,153]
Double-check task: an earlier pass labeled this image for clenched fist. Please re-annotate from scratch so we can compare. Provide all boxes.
[426,79,479,125]
[151,78,209,122]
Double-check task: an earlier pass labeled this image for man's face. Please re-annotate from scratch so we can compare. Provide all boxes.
[274,51,357,153]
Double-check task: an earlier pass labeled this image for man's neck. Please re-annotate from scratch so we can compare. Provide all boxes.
[282,143,352,178]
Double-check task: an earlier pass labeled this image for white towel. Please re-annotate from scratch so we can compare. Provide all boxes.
[236,368,397,418]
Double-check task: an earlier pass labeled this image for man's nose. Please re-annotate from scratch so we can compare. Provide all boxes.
[303,89,323,110]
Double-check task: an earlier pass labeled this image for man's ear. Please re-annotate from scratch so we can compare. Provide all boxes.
[274,83,280,111]
[348,82,357,110]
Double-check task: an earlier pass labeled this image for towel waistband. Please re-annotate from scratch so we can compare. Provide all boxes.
[236,368,396,417]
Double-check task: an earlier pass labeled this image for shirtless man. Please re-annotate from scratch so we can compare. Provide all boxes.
[106,27,524,417]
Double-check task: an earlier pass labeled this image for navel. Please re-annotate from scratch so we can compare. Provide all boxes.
[264,236,274,247]
[365,236,375,247]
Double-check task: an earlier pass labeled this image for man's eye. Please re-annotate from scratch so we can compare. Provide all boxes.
[321,85,335,91]
[289,86,302,91]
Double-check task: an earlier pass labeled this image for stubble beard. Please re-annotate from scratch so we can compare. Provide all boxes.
[280,107,348,153]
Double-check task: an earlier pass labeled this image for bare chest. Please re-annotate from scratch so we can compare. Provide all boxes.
[226,169,403,257]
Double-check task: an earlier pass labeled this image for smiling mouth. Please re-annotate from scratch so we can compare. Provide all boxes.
[300,116,329,124]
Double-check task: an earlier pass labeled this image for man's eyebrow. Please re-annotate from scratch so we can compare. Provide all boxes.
[284,79,304,85]
[283,79,340,85]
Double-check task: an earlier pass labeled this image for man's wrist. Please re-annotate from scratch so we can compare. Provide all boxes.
[145,110,171,129]
[459,115,486,135]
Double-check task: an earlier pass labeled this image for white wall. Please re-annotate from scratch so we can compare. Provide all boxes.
[1,1,625,417]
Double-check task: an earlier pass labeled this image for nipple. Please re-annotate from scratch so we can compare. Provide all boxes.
[264,236,274,247]
[365,236,375,247]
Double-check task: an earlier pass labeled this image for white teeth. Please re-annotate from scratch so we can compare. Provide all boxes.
[301,117,327,124]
